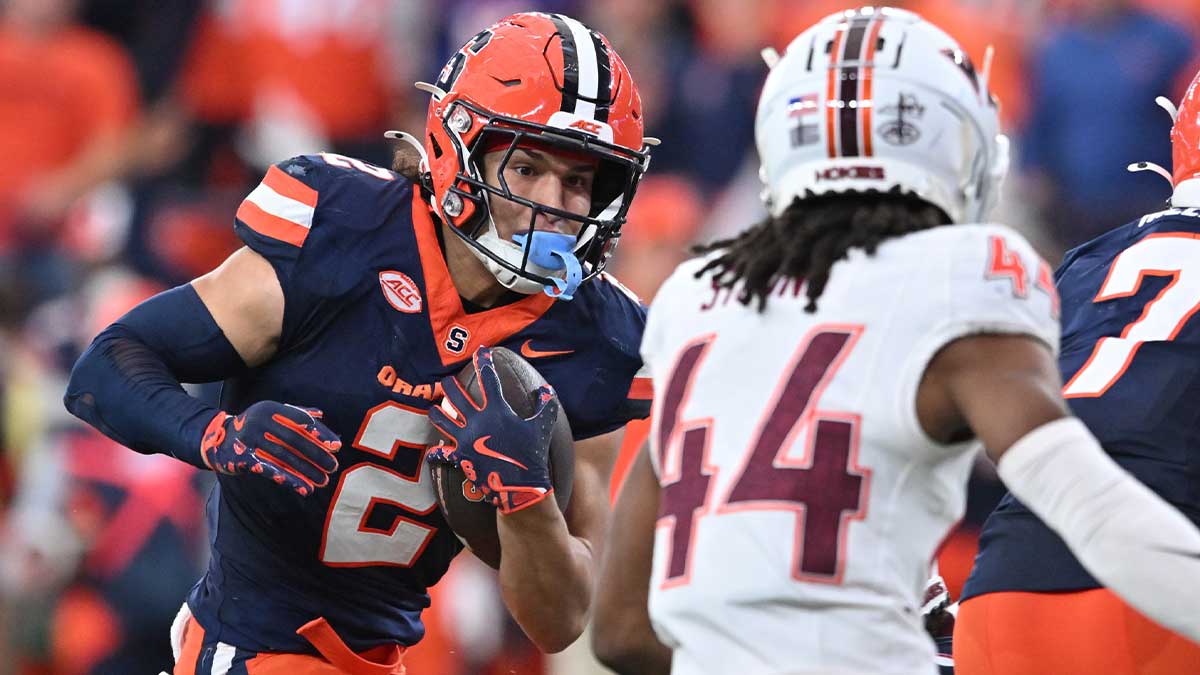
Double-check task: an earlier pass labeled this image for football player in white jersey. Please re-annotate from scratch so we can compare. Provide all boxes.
[592,8,1200,675]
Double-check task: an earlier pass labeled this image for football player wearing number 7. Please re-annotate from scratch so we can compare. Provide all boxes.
[63,12,655,675]
[955,69,1200,675]
[593,8,1200,675]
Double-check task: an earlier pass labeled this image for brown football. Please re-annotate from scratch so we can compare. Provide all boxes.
[430,346,574,569]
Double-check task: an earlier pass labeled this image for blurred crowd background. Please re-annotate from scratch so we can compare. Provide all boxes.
[0,0,1197,673]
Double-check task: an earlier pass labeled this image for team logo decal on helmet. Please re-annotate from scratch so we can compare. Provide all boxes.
[877,93,925,147]
[388,12,656,299]
[755,7,1009,224]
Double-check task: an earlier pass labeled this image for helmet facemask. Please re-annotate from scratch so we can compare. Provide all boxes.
[440,99,650,299]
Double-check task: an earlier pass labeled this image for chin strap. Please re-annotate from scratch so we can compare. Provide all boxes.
[512,232,583,300]
[1127,160,1175,186]
[1126,96,1196,205]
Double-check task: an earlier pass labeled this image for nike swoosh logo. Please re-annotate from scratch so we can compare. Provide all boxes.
[473,436,528,470]
[520,339,574,359]
[233,416,246,432]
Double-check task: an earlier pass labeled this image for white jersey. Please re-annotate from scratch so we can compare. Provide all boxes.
[640,224,1058,675]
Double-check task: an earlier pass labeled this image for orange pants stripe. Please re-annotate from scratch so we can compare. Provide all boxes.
[174,613,405,675]
[954,589,1200,675]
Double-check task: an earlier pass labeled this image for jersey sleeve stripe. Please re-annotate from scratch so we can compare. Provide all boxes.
[236,198,310,247]
[263,165,318,207]
[245,180,316,230]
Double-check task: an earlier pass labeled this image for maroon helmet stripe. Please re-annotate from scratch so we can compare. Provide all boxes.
[836,15,873,158]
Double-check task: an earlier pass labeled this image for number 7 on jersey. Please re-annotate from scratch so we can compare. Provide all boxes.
[1063,234,1200,398]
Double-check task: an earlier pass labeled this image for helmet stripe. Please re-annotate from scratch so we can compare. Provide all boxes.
[825,25,845,158]
[554,14,603,121]
[548,14,581,115]
[590,32,613,123]
[837,15,872,158]
[860,17,886,157]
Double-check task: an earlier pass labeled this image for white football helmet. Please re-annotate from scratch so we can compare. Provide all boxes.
[755,7,1009,223]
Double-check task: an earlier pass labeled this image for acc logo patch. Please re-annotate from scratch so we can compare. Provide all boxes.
[548,111,614,143]
[379,271,422,313]
[568,119,604,134]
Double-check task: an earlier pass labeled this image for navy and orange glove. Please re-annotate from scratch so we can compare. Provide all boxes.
[426,347,559,515]
[200,401,341,496]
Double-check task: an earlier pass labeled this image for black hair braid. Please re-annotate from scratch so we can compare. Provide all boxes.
[693,189,951,313]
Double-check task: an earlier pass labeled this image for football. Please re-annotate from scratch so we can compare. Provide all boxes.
[430,346,574,568]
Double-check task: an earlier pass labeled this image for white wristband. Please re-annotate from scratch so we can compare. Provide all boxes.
[998,417,1200,643]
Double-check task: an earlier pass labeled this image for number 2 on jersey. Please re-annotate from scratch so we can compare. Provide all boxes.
[656,326,869,588]
[320,402,439,567]
[1063,233,1200,398]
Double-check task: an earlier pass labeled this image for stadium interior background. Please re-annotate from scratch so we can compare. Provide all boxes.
[1,0,1196,672]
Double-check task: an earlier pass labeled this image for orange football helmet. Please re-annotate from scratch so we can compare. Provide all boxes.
[1171,70,1200,205]
[1129,69,1200,207]
[394,12,653,296]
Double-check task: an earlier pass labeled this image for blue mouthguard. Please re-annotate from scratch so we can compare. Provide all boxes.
[511,231,583,300]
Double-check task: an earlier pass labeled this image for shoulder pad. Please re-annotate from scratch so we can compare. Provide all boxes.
[235,153,405,255]
[943,224,1060,354]
[231,154,413,347]
[573,272,647,362]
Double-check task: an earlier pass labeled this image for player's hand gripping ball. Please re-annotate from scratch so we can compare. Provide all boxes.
[426,346,574,568]
[200,402,341,496]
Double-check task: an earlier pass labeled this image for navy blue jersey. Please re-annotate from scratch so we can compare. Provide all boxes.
[963,207,1200,601]
[187,153,650,653]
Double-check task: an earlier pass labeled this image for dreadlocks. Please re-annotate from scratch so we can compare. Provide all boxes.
[693,188,951,313]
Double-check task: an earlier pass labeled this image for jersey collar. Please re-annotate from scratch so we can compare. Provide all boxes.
[411,195,555,366]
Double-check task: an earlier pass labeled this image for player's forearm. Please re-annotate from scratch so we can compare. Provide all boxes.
[64,285,245,468]
[593,611,672,675]
[496,498,593,652]
[597,645,672,675]
[66,323,217,466]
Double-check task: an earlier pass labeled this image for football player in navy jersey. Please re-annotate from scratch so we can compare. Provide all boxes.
[63,12,654,674]
[956,71,1200,675]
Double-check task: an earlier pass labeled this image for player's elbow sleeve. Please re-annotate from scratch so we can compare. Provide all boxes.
[64,326,136,443]
[65,323,215,458]
[998,417,1200,643]
[62,286,245,467]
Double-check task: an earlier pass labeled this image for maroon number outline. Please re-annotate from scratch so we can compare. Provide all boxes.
[654,325,872,589]
[654,334,719,589]
[717,324,869,584]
